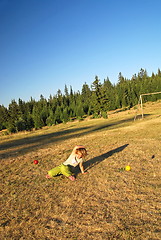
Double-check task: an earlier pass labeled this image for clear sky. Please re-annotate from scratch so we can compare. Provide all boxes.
[0,0,161,107]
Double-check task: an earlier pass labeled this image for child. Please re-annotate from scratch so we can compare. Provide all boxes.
[46,145,88,181]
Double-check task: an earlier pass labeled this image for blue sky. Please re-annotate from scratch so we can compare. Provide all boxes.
[0,0,161,107]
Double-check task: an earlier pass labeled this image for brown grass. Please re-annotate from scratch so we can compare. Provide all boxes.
[0,101,161,240]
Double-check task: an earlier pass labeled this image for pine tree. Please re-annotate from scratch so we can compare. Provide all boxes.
[6,100,20,132]
[15,118,26,132]
[101,77,113,110]
[91,76,102,116]
[116,73,130,108]
[8,100,20,121]
[18,98,26,115]
[64,84,69,97]
[62,107,69,123]
[57,89,63,106]
[32,103,44,129]
[54,105,62,124]
[81,82,92,115]
[75,103,85,119]
[0,105,9,130]
[46,109,55,126]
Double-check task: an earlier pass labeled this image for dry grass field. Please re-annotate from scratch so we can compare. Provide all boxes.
[0,101,161,240]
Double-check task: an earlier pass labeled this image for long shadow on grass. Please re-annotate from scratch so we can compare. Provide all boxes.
[83,144,129,171]
[0,115,134,159]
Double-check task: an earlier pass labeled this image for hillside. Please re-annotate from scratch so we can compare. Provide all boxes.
[0,101,161,239]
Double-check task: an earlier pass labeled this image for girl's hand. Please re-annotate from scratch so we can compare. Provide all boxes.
[82,171,88,174]
[75,145,85,150]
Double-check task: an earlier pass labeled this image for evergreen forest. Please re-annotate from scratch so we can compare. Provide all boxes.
[1,68,161,134]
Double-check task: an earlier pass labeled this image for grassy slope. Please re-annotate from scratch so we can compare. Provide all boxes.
[0,101,161,240]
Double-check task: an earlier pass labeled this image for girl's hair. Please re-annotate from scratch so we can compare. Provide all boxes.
[75,148,87,158]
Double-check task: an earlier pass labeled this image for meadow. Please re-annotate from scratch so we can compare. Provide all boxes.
[0,101,161,240]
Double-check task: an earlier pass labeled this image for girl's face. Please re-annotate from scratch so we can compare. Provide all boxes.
[76,152,83,159]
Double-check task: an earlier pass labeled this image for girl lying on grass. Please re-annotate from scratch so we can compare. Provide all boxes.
[46,145,88,181]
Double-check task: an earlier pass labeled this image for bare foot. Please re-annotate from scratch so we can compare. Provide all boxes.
[68,175,76,181]
[46,174,52,179]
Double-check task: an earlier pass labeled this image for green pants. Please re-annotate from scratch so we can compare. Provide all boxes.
[48,164,73,178]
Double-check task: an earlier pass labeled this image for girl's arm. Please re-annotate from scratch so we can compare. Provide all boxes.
[72,145,85,154]
[74,145,85,150]
[79,162,87,174]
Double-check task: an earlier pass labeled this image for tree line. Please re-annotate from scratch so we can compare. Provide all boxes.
[0,68,161,133]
